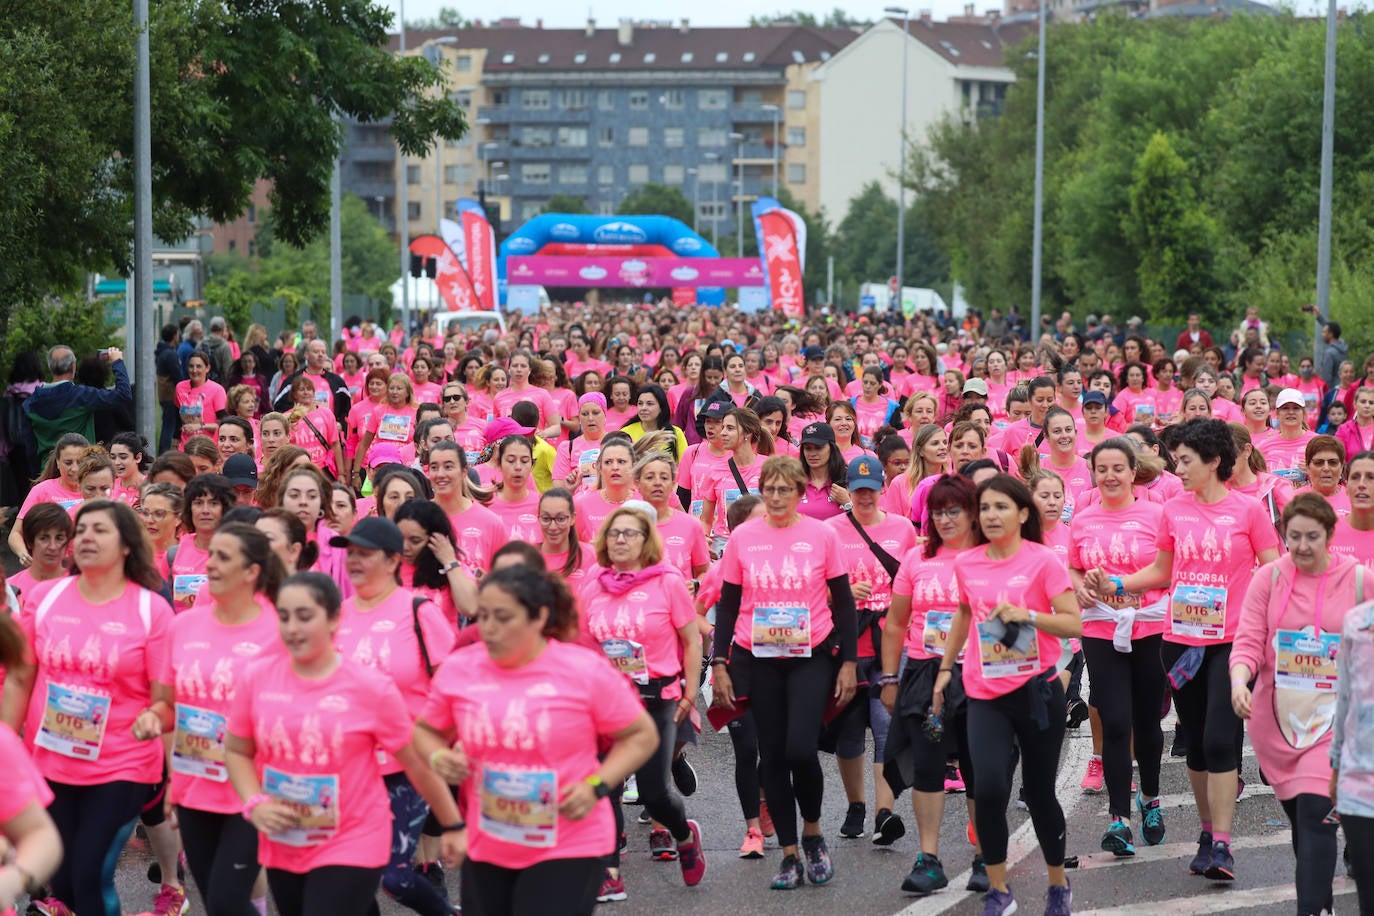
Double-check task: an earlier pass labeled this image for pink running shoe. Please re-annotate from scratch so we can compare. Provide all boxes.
[1080,756,1105,794]
[944,764,966,793]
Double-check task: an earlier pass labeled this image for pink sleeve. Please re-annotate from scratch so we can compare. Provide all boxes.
[1156,505,1178,553]
[0,724,50,820]
[720,535,743,585]
[552,441,573,481]
[227,664,257,738]
[370,678,416,754]
[688,525,709,569]
[145,593,175,687]
[665,576,696,631]
[676,445,696,488]
[1039,550,1074,601]
[1247,499,1281,555]
[1230,561,1275,674]
[420,664,458,732]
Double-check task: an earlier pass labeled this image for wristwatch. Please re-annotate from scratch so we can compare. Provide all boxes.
[443,560,463,574]
[584,775,612,799]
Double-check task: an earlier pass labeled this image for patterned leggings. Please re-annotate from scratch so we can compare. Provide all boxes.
[378,773,450,916]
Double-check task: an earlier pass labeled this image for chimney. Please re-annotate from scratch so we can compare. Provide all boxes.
[585,17,595,37]
[965,2,975,14]
[680,17,690,34]
[617,18,634,46]
[535,18,543,28]
[919,8,933,22]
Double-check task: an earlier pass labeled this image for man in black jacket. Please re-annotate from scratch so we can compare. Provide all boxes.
[270,337,352,426]
[155,324,182,452]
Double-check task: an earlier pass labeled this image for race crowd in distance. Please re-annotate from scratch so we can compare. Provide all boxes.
[1,299,1373,916]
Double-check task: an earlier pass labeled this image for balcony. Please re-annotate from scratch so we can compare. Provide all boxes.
[475,105,593,125]
[484,141,594,161]
[346,143,397,163]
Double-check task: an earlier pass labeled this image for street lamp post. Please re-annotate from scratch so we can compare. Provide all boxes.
[688,167,700,232]
[1030,0,1047,336]
[729,131,745,257]
[1315,0,1338,356]
[704,152,721,249]
[398,0,409,334]
[885,6,909,311]
[762,103,780,198]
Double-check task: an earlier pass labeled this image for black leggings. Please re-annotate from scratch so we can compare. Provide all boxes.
[46,779,153,916]
[966,678,1067,867]
[726,711,761,820]
[1082,635,1166,817]
[1160,641,1240,774]
[608,699,691,868]
[178,806,261,916]
[267,866,384,916]
[1343,813,1374,916]
[1278,795,1339,916]
[468,857,602,916]
[750,650,833,848]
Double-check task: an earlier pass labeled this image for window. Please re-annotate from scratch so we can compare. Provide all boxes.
[697,126,727,147]
[786,126,806,147]
[521,201,544,221]
[443,164,464,184]
[574,52,587,64]
[457,55,472,72]
[663,127,684,148]
[598,165,615,185]
[662,89,685,109]
[520,126,553,147]
[787,89,806,110]
[559,89,589,110]
[628,90,649,110]
[247,203,256,223]
[699,201,727,221]
[522,89,551,110]
[406,164,420,185]
[598,90,615,111]
[698,163,727,183]
[643,52,656,63]
[559,165,588,185]
[742,51,756,62]
[788,163,806,184]
[628,164,650,184]
[791,50,805,63]
[715,51,728,63]
[609,52,621,63]
[663,164,685,185]
[628,127,649,147]
[501,53,515,64]
[681,52,694,63]
[557,126,588,147]
[522,163,551,184]
[740,89,762,106]
[407,201,422,220]
[698,89,728,110]
[449,90,472,110]
[490,89,509,106]
[538,53,551,64]
[597,125,615,147]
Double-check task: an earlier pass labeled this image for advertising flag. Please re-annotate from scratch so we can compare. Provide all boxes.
[751,197,807,318]
[455,200,499,311]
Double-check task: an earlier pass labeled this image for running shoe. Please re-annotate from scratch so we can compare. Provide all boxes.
[979,886,1017,916]
[1136,792,1166,846]
[1066,697,1090,728]
[672,753,698,797]
[618,831,628,855]
[31,900,76,916]
[1100,818,1135,857]
[649,827,678,861]
[1079,756,1104,794]
[900,852,948,895]
[1170,731,1188,758]
[1203,841,1235,881]
[839,801,867,838]
[677,820,706,887]
[759,800,775,837]
[153,883,189,916]
[636,809,652,825]
[945,764,967,793]
[623,774,640,804]
[968,819,978,846]
[801,834,835,885]
[1188,831,1214,875]
[596,871,627,903]
[967,854,991,892]
[873,808,907,846]
[1044,880,1072,916]
[771,854,805,890]
[146,851,187,886]
[739,827,765,859]
[415,861,447,898]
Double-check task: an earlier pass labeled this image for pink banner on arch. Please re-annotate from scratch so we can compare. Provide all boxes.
[506,256,766,288]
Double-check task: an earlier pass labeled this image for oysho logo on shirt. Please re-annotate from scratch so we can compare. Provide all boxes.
[1120,521,1145,531]
[527,682,559,697]
[792,542,814,554]
[232,641,262,656]
[1007,575,1029,588]
[319,695,349,712]
[371,619,398,633]
[100,622,127,636]
[629,591,649,602]
[1215,515,1236,526]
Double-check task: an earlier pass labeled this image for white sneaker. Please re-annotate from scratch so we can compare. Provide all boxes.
[623,774,640,804]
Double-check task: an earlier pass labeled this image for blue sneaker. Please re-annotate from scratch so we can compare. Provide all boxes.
[980,886,1017,915]
[770,853,805,890]
[1136,792,1166,846]
[1100,818,1135,857]
[1188,831,1213,875]
[1044,880,1072,916]
[1203,841,1235,881]
[801,835,834,885]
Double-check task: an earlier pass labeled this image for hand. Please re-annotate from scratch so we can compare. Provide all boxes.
[930,669,953,718]
[106,347,124,362]
[851,581,873,601]
[14,548,32,568]
[880,682,898,715]
[428,532,457,568]
[1082,567,1112,598]
[558,780,599,821]
[131,708,163,741]
[1074,582,1097,609]
[249,801,299,835]
[674,695,694,725]
[440,829,468,869]
[0,865,25,914]
[833,660,857,707]
[990,601,1029,625]
[829,484,851,506]
[1230,681,1253,720]
[564,469,581,488]
[431,745,471,784]
[711,667,736,708]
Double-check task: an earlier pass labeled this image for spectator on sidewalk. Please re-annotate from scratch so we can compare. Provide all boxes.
[23,345,131,465]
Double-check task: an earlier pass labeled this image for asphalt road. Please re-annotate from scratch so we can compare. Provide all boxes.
[105,705,1355,916]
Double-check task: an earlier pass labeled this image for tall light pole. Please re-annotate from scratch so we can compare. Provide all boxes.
[762,103,780,198]
[1030,0,1047,337]
[729,131,745,256]
[398,0,409,334]
[704,152,721,249]
[1315,0,1338,358]
[133,0,155,445]
[885,6,909,309]
[688,167,700,232]
[431,36,458,229]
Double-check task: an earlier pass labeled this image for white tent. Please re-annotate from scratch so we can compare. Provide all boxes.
[386,274,446,315]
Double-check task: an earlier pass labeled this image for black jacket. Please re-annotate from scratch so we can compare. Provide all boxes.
[270,369,352,427]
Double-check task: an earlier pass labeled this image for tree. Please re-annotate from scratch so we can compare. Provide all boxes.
[749,8,871,27]
[616,184,695,228]
[406,7,472,29]
[542,194,590,215]
[831,182,948,298]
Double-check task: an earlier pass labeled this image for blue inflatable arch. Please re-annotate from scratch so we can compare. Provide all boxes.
[499,214,721,260]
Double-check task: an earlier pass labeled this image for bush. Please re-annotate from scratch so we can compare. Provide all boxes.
[2,297,116,382]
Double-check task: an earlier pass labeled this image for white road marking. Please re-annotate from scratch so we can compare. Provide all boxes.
[1068,832,1291,872]
[1074,876,1356,915]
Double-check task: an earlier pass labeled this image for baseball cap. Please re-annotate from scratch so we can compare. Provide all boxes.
[962,378,989,397]
[1275,388,1305,409]
[329,516,403,554]
[222,454,258,489]
[366,442,405,468]
[846,456,884,492]
[700,400,731,421]
[802,345,826,362]
[800,422,836,446]
[1082,390,1108,408]
[483,416,535,445]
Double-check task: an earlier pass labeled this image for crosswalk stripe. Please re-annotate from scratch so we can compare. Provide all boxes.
[1074,876,1356,915]
[1068,832,1291,872]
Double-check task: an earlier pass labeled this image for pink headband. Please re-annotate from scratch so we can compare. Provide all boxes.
[578,392,607,411]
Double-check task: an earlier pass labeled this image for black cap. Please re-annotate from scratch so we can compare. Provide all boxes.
[802,345,826,361]
[800,422,836,446]
[700,400,731,421]
[328,516,403,554]
[222,454,258,488]
[1081,391,1108,408]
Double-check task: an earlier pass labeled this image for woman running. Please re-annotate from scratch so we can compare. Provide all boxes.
[575,437,638,543]
[553,393,609,492]
[394,499,478,625]
[535,488,596,587]
[171,474,235,609]
[698,408,771,556]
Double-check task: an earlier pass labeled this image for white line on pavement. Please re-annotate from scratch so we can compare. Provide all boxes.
[1067,832,1291,872]
[1074,876,1356,915]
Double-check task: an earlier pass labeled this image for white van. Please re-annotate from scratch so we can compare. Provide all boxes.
[432,310,508,337]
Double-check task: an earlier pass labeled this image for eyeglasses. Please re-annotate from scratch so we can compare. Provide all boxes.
[760,486,798,497]
[539,514,572,526]
[606,528,646,541]
[931,506,965,521]
[443,393,466,402]
[137,508,173,521]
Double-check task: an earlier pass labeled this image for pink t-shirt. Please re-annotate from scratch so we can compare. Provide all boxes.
[827,513,918,657]
[581,568,696,699]
[1153,388,1183,425]
[1257,431,1316,483]
[720,516,847,654]
[176,380,228,443]
[365,402,418,456]
[1112,388,1157,426]
[453,417,489,466]
[893,545,966,662]
[552,436,606,492]
[1041,455,1093,503]
[170,534,211,611]
[0,722,53,856]
[166,598,281,813]
[6,568,63,602]
[229,655,413,871]
[413,381,443,406]
[701,455,764,539]
[1331,518,1374,566]
[1069,500,1169,642]
[953,541,1074,700]
[677,442,727,523]
[488,490,541,545]
[421,641,643,868]
[853,398,898,448]
[111,478,142,509]
[447,502,507,578]
[1156,490,1280,645]
[541,544,598,590]
[575,491,638,544]
[289,406,342,475]
[18,478,82,517]
[656,510,710,579]
[345,398,383,461]
[495,385,557,431]
[336,589,456,775]
[19,578,173,785]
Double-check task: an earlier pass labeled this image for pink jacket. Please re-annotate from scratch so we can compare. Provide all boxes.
[1334,418,1373,464]
[1232,554,1364,801]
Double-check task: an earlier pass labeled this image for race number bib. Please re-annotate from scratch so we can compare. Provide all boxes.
[577,447,600,485]
[36,683,111,760]
[601,638,648,685]
[976,622,1040,679]
[751,606,812,658]
[921,611,953,658]
[376,413,411,442]
[179,403,203,422]
[479,766,558,848]
[1170,584,1227,640]
[173,574,207,606]
[689,498,705,519]
[1273,628,1339,692]
[172,705,228,781]
[263,768,339,847]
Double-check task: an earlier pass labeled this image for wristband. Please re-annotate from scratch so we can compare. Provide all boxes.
[429,748,448,770]
[1028,609,1039,626]
[1109,575,1125,596]
[876,673,900,687]
[240,793,271,820]
[443,560,463,574]
[584,775,612,799]
[440,821,466,833]
[709,657,729,667]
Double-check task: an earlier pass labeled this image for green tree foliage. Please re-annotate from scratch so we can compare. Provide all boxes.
[831,182,949,296]
[3,299,116,383]
[406,7,473,29]
[749,8,871,27]
[542,194,591,215]
[617,184,696,228]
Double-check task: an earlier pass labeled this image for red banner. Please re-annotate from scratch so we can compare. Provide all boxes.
[409,235,481,311]
[458,201,498,311]
[756,210,805,318]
